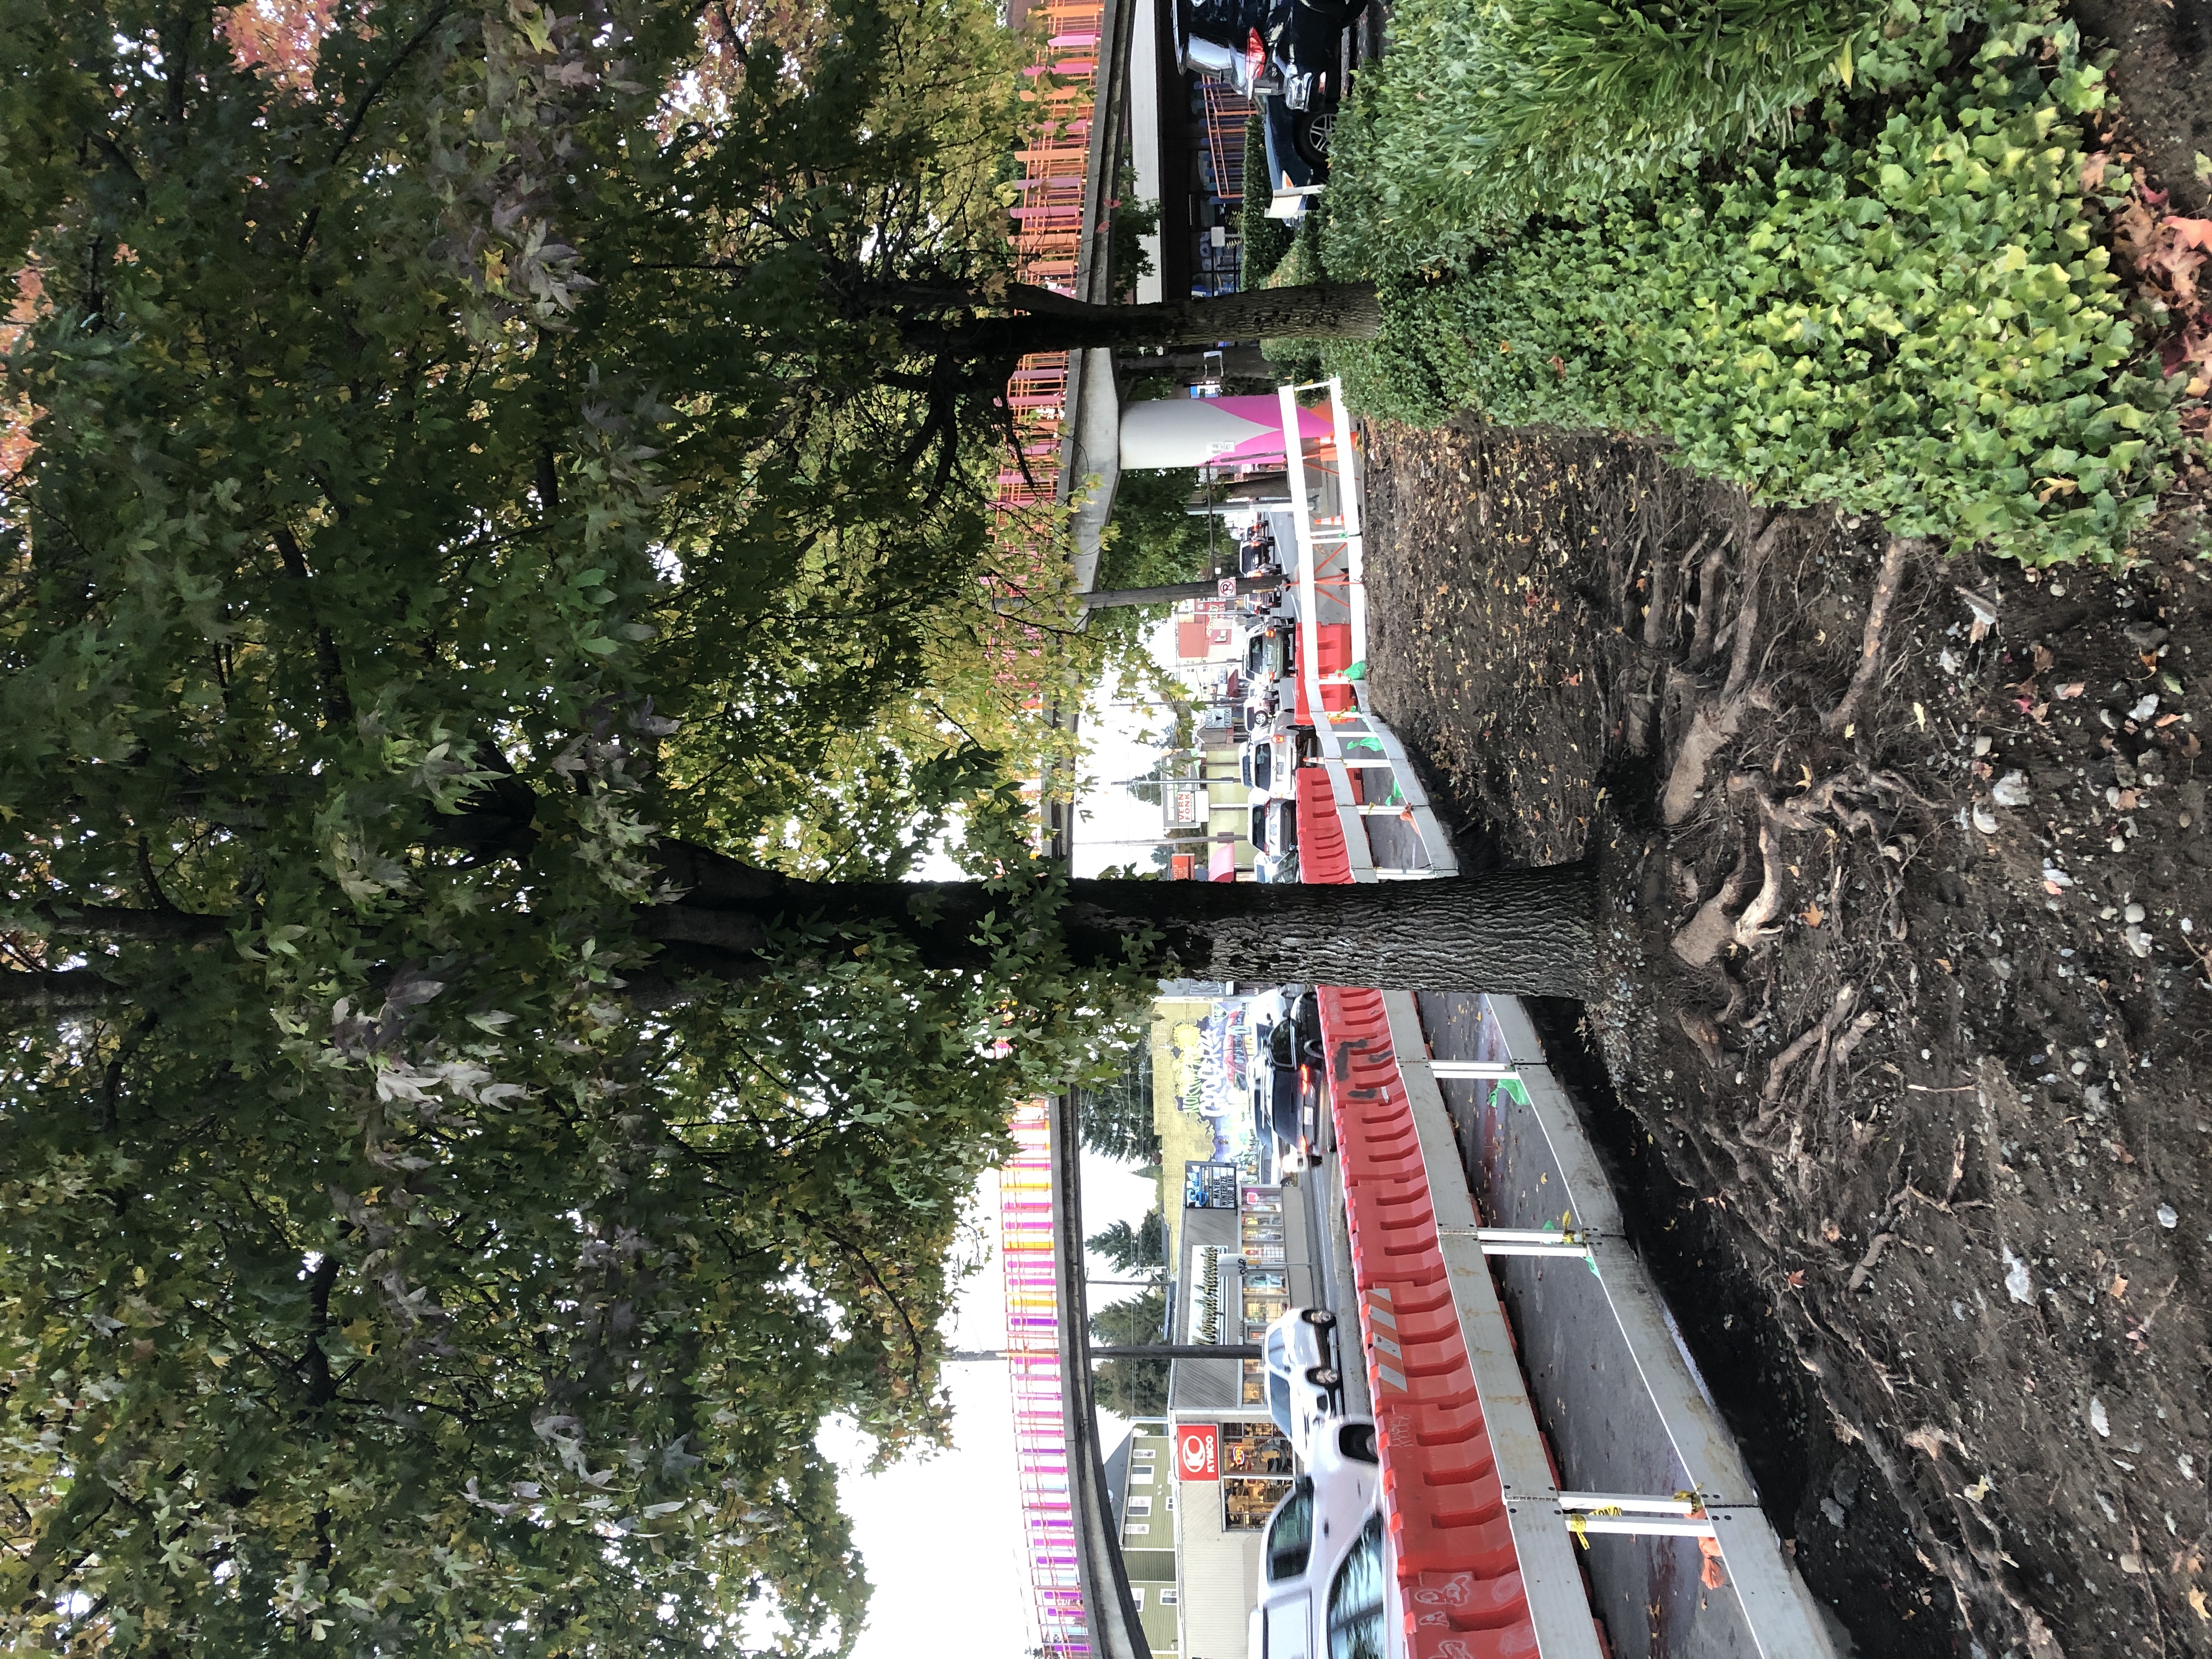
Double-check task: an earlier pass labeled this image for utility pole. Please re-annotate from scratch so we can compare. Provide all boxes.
[1081,573,1285,610]
[947,1345,1263,1361]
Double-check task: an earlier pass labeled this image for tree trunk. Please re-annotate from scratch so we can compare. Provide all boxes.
[969,281,1380,359]
[8,845,1595,1013]
[642,848,1595,999]
[1082,574,1285,610]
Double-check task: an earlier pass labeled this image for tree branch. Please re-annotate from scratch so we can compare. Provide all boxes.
[0,970,121,1013]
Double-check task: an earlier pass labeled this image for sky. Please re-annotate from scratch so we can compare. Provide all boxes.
[830,646,1192,1658]
[830,1150,1161,1659]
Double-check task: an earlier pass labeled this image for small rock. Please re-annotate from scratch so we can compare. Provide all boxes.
[2180,1454,2198,1482]
[2158,1203,2179,1228]
[1972,802,2000,835]
[2091,1397,2112,1438]
[2124,926,2153,958]
[1819,1497,1846,1527]
[1973,734,1994,757]
[2132,694,2161,721]
[2004,1249,2034,1305]
[2126,902,2147,924]
[2120,1551,2146,1576]
[1992,770,2031,807]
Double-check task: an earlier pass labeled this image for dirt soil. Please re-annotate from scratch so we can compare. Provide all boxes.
[2072,0,2212,218]
[1361,420,2212,1658]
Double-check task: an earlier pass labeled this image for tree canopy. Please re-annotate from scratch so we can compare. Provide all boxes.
[0,0,1574,1651]
[0,0,1143,1651]
[1085,1209,1165,1277]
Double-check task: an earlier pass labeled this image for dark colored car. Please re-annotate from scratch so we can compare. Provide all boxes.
[1254,990,1326,1172]
[1245,620,1295,680]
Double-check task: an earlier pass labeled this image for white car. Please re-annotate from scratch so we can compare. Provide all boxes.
[1250,1417,1395,1659]
[1262,1306,1342,1461]
[1240,726,1311,803]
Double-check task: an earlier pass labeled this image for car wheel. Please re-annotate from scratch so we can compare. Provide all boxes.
[1339,1422,1379,1464]
[1301,1308,1337,1329]
[1306,1365,1341,1389]
[1291,105,1335,170]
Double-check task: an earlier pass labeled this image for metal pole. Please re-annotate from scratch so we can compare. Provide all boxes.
[1081,574,1285,609]
[946,1345,1264,1362]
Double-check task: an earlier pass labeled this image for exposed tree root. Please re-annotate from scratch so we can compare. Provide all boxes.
[1670,826,1758,967]
[1824,535,1916,735]
[1657,516,1785,824]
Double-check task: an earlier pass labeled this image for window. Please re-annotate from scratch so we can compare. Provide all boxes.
[1128,1497,1152,1517]
[1126,1524,1150,1537]
[1325,1514,1389,1659]
[1263,1482,1313,1583]
[1134,1447,1157,1462]
[1133,1466,1156,1484]
[1161,1589,1180,1606]
[1131,1589,1146,1610]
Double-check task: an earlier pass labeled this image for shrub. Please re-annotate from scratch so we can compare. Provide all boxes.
[1330,16,2179,565]
[1327,0,1898,276]
[1241,110,1296,284]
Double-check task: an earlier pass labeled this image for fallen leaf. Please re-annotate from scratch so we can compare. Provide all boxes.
[2032,644,2055,672]
[2190,1586,2209,1623]
[1802,904,1825,928]
[2058,682,2086,698]
[1963,1475,1993,1502]
[1786,1269,1806,1289]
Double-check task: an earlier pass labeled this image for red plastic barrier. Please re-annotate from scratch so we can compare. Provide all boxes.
[1312,985,1538,1657]
[1293,622,1358,726]
[1293,764,1355,884]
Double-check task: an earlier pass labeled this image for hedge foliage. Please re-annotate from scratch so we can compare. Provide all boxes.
[1323,5,2180,564]
[1240,111,1296,285]
[1328,0,1902,275]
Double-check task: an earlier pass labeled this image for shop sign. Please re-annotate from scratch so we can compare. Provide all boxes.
[1183,1160,1240,1210]
[1174,1424,1220,1481]
[1185,1245,1226,1344]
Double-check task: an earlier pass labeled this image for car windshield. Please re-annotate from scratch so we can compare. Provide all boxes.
[1325,1513,1389,1659]
[1264,1486,1314,1582]
[1267,1369,1294,1438]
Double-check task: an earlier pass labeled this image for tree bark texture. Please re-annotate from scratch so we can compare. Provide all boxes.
[644,848,1596,998]
[973,281,1380,359]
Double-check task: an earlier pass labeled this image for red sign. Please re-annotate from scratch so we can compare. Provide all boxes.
[1175,1424,1220,1481]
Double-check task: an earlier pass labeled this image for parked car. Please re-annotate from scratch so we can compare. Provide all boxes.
[1254,987,1325,1172]
[1250,797,1298,868]
[1245,618,1296,681]
[1261,1305,1342,1458]
[1240,726,1310,802]
[1175,0,1362,179]
[1250,1418,1391,1659]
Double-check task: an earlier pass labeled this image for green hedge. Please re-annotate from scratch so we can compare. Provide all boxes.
[1326,0,1901,276]
[1241,110,1295,285]
[1328,17,2177,565]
